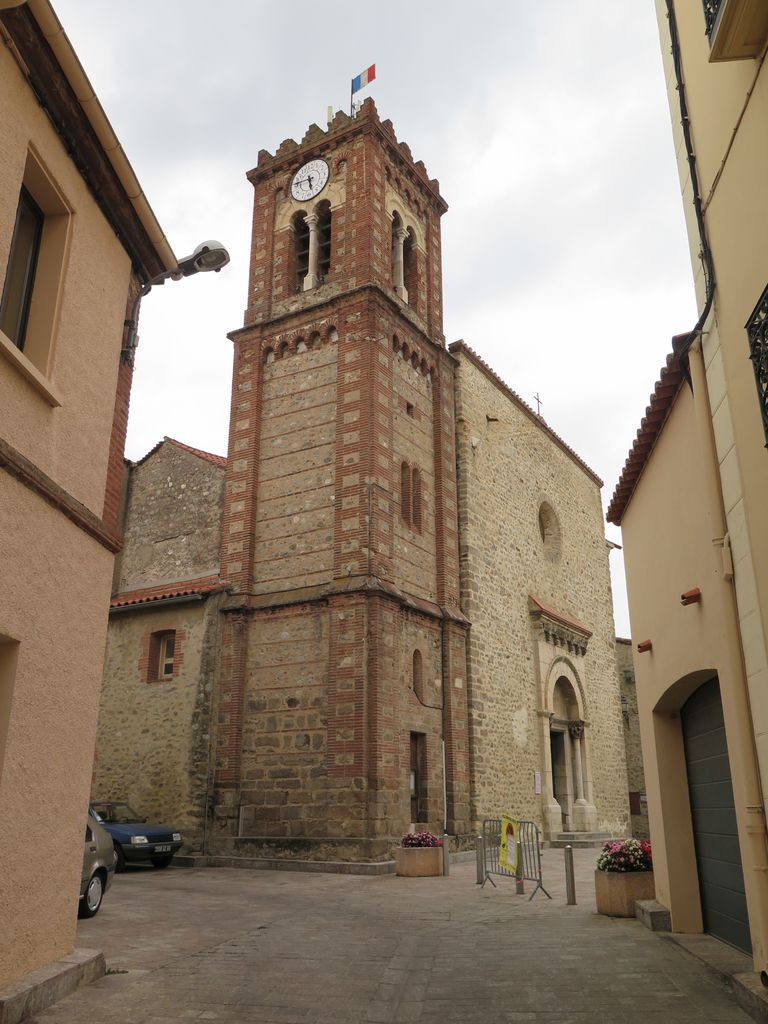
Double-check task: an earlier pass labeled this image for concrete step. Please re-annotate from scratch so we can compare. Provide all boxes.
[549,832,613,849]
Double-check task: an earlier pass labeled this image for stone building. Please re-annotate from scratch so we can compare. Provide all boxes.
[452,343,629,839]
[0,0,175,1002]
[605,0,768,969]
[93,438,228,837]
[615,638,648,839]
[97,101,631,860]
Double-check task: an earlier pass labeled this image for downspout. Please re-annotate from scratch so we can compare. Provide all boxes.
[665,0,716,382]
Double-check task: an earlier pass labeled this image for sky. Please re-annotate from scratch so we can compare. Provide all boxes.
[54,0,698,636]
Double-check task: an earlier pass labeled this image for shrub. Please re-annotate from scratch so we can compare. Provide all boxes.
[401,831,442,848]
[596,837,652,873]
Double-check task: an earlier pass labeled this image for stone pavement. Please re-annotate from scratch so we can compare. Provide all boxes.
[28,848,756,1024]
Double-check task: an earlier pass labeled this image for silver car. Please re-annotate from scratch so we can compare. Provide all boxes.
[79,812,115,918]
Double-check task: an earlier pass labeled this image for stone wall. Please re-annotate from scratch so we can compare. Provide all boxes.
[616,637,649,838]
[452,345,629,836]
[94,595,223,845]
[253,337,337,594]
[117,441,225,591]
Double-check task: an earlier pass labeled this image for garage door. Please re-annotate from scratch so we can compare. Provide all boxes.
[681,677,751,954]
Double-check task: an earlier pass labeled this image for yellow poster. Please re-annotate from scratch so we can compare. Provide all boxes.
[499,814,518,873]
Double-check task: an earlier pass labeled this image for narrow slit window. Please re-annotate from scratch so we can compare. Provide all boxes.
[401,461,411,524]
[411,468,422,532]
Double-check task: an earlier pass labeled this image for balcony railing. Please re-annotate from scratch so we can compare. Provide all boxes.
[703,0,722,36]
[746,286,768,446]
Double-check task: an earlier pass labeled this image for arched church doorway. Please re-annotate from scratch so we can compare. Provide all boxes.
[550,676,585,831]
[681,676,751,953]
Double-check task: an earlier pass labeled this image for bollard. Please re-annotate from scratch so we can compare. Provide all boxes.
[475,835,485,885]
[515,839,525,895]
[442,834,450,877]
[565,844,576,905]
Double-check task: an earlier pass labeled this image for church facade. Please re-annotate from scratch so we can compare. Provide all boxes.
[94,102,631,859]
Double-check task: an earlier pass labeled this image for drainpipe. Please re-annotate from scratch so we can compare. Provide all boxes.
[665,0,716,383]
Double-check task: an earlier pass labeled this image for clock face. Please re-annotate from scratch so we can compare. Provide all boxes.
[290,158,330,202]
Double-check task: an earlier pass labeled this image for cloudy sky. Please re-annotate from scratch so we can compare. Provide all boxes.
[55,0,698,635]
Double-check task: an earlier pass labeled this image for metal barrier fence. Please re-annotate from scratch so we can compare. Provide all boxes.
[478,818,552,901]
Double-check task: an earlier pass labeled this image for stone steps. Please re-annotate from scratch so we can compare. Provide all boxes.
[548,831,613,849]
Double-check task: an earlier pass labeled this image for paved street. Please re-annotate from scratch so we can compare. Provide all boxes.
[30,849,757,1023]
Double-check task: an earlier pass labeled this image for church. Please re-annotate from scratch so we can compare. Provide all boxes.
[94,101,632,862]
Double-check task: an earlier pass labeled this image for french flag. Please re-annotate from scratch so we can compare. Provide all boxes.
[352,64,376,94]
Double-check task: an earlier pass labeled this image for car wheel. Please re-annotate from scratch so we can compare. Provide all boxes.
[114,842,126,872]
[79,871,104,918]
[151,855,173,869]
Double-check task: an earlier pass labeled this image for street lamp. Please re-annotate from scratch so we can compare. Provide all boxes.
[122,240,230,361]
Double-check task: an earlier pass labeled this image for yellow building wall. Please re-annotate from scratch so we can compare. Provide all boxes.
[656,0,768,807]
[621,377,768,967]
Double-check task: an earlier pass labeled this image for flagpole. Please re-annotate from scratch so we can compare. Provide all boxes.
[350,78,353,117]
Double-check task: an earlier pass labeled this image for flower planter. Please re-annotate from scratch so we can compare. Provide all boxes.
[595,869,655,917]
[395,846,443,877]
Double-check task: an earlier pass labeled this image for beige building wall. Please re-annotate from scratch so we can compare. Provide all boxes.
[0,43,130,508]
[452,346,629,837]
[619,374,768,968]
[656,0,768,814]
[0,10,172,992]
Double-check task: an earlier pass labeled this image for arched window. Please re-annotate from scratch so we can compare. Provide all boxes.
[400,461,411,524]
[412,649,423,700]
[411,468,422,532]
[316,200,332,280]
[292,211,309,291]
[391,211,408,301]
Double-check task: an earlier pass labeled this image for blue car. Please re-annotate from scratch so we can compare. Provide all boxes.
[89,801,182,870]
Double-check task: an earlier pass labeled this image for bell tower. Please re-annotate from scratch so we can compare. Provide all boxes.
[214,100,470,859]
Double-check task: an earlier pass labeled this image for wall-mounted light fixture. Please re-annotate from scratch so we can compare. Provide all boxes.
[122,240,230,362]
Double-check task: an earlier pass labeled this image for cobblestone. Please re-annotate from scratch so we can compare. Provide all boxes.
[29,849,755,1023]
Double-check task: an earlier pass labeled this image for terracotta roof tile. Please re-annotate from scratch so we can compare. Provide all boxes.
[134,437,226,468]
[111,575,226,609]
[606,345,685,525]
[449,341,603,487]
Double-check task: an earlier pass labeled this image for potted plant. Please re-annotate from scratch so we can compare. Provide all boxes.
[395,831,443,877]
[595,838,654,916]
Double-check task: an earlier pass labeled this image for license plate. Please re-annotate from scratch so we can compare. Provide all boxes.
[155,844,171,852]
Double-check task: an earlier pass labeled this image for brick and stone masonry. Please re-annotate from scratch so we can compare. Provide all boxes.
[213,100,471,858]
[95,102,633,860]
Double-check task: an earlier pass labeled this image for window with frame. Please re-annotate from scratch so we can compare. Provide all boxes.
[0,149,72,381]
[148,630,177,682]
[0,187,43,351]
